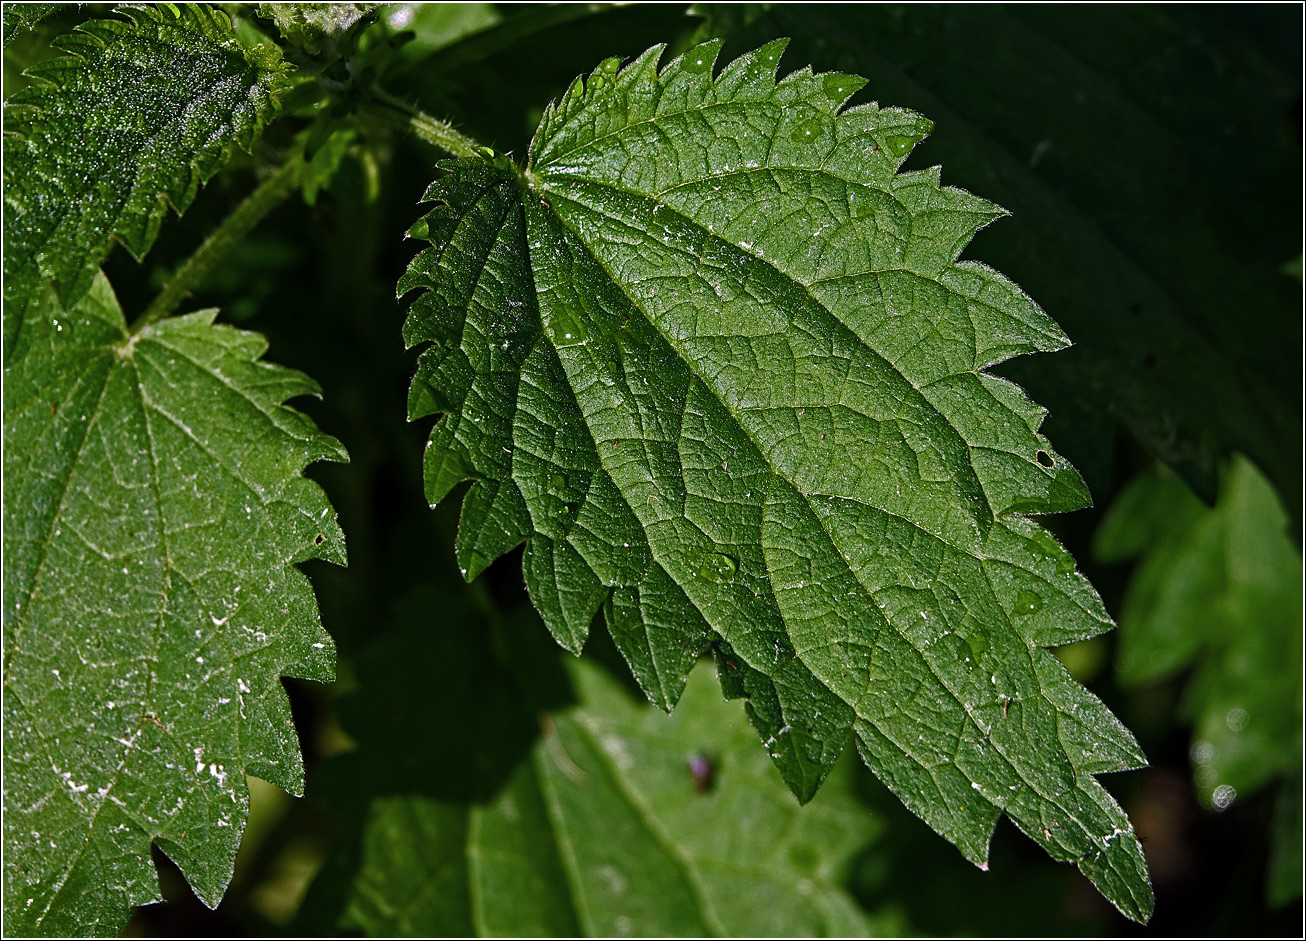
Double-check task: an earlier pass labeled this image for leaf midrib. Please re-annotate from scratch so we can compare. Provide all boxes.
[522,182,1014,804]
[5,320,301,925]
[534,715,725,937]
[11,353,172,933]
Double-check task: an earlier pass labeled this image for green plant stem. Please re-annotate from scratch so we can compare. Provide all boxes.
[365,85,481,159]
[130,156,304,333]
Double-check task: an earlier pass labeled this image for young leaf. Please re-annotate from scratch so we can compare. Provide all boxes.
[257,2,381,57]
[2,3,286,337]
[400,41,1152,919]
[2,272,346,935]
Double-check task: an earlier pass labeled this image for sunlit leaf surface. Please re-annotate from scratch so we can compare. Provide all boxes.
[2,274,345,935]
[401,40,1152,920]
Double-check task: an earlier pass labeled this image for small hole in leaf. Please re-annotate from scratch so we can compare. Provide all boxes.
[313,533,326,546]
[1035,450,1054,468]
[1143,352,1157,368]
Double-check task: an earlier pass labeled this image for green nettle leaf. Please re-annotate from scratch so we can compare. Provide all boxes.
[492,661,895,937]
[1095,456,1303,903]
[2,3,286,339]
[2,272,346,935]
[400,40,1152,920]
[693,5,1303,517]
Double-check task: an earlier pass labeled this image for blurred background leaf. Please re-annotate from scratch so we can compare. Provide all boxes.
[295,600,901,936]
[1096,456,1303,905]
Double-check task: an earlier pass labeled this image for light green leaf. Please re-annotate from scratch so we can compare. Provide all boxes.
[400,41,1151,920]
[1095,456,1303,901]
[516,660,890,937]
[2,3,286,337]
[382,1,502,56]
[2,272,346,936]
[305,603,896,937]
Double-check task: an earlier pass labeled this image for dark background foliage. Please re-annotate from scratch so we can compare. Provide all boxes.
[9,3,1301,936]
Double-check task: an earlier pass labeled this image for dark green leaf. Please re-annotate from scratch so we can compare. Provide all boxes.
[1268,770,1303,908]
[2,3,287,339]
[401,41,1151,920]
[695,3,1302,519]
[2,272,346,935]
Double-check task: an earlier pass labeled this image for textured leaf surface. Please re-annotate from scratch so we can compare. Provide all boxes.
[257,2,380,56]
[695,3,1302,517]
[401,41,1151,919]
[302,596,896,937]
[1096,457,1302,900]
[2,3,285,336]
[2,273,346,935]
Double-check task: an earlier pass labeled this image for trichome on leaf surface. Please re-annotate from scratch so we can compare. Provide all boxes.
[3,3,1300,937]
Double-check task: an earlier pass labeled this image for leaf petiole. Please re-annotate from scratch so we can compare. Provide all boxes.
[130,155,305,333]
[362,84,482,160]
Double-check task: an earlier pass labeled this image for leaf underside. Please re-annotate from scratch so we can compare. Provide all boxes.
[2,3,285,350]
[400,40,1153,920]
[1,273,345,936]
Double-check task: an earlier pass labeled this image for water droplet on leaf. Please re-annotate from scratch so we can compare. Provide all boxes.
[696,552,738,582]
[790,117,826,143]
[1015,590,1043,616]
[883,134,921,158]
[823,74,852,101]
[547,309,589,346]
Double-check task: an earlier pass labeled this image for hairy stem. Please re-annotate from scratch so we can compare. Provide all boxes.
[365,85,482,159]
[130,156,304,333]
